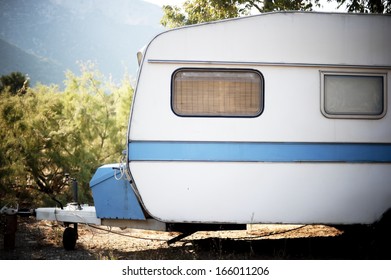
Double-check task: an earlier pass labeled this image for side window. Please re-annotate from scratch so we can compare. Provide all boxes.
[172,69,264,117]
[321,72,387,119]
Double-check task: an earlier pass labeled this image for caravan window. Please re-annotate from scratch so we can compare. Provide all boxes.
[321,72,386,119]
[172,69,264,117]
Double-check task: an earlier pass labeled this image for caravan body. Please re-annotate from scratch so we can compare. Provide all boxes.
[127,12,391,226]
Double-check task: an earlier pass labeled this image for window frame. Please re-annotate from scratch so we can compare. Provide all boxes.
[171,68,265,118]
[320,71,387,119]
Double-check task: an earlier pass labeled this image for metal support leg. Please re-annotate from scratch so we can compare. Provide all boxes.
[167,231,195,245]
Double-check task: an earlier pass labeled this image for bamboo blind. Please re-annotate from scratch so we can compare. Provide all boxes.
[173,70,263,117]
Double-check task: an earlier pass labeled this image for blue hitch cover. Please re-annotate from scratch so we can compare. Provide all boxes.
[90,164,145,220]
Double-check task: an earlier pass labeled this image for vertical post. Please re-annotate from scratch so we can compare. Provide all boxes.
[3,214,17,250]
[72,178,78,204]
[72,178,79,249]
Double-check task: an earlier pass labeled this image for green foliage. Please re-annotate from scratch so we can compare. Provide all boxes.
[160,0,390,28]
[261,0,316,11]
[161,5,188,28]
[161,0,244,28]
[331,0,391,13]
[161,0,319,28]
[0,72,30,95]
[0,64,133,208]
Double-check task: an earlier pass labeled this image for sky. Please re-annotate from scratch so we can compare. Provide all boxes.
[144,0,186,6]
[144,0,343,12]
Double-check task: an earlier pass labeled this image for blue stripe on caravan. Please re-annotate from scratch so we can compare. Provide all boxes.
[128,141,391,163]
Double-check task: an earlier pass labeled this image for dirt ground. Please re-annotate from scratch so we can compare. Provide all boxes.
[0,216,390,260]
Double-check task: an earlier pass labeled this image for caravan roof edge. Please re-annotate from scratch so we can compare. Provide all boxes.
[147,11,391,44]
[155,11,391,34]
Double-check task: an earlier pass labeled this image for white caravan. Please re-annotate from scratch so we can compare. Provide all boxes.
[35,12,391,249]
[127,11,391,226]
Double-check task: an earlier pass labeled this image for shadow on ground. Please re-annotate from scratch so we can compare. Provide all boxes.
[104,234,390,260]
[1,218,390,260]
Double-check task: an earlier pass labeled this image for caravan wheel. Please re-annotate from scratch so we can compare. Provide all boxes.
[63,226,77,250]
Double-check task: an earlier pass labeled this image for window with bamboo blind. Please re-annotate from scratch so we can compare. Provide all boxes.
[172,69,264,117]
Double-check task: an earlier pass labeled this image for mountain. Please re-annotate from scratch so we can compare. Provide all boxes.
[0,0,164,86]
[0,38,64,85]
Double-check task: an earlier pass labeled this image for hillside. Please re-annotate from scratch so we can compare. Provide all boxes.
[0,0,164,86]
[0,38,64,85]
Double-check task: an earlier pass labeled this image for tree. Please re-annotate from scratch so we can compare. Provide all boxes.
[161,0,242,27]
[0,72,30,95]
[63,62,133,170]
[0,92,25,205]
[161,0,319,28]
[0,85,78,207]
[161,0,390,29]
[261,0,316,11]
[0,64,133,208]
[331,0,391,13]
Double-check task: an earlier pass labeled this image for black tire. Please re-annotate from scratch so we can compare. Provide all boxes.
[63,227,77,251]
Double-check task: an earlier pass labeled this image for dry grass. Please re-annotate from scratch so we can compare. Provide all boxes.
[1,217,389,260]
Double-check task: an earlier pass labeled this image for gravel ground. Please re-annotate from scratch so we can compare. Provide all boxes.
[1,216,390,260]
